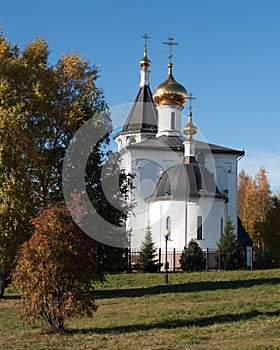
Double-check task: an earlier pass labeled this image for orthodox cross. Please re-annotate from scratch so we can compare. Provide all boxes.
[188,92,196,113]
[142,33,150,50]
[163,36,178,64]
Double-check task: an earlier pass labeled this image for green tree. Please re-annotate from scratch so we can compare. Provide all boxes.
[179,239,205,272]
[218,218,242,270]
[0,173,34,297]
[12,203,102,333]
[136,224,159,273]
[254,239,274,269]
[258,196,280,265]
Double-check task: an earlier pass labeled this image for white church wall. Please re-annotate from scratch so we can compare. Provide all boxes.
[149,200,186,250]
[129,201,148,248]
[203,153,239,233]
[119,149,132,173]
[147,201,163,248]
[186,199,226,250]
[149,197,226,252]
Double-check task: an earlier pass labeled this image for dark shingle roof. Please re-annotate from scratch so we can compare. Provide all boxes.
[238,217,254,246]
[127,135,245,156]
[119,85,158,134]
[148,162,227,201]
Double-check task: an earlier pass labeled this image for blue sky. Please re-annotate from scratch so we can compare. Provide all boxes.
[1,0,280,191]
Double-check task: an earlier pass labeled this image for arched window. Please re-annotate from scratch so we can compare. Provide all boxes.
[220,218,224,234]
[166,216,171,232]
[197,216,202,240]
[171,112,175,130]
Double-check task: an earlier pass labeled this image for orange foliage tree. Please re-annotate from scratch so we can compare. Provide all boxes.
[12,202,102,333]
[238,167,272,245]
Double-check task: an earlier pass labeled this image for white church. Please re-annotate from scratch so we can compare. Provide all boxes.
[115,36,252,265]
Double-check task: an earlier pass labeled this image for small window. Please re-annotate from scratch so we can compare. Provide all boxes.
[220,218,224,234]
[166,216,171,232]
[197,216,202,240]
[171,112,175,130]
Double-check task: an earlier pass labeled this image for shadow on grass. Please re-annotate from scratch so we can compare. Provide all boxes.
[67,309,279,335]
[94,277,280,299]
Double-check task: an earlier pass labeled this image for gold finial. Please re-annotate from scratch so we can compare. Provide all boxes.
[163,36,178,70]
[167,62,173,76]
[140,33,151,69]
[183,93,198,140]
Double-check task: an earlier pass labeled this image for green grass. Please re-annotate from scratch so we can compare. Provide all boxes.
[1,270,280,349]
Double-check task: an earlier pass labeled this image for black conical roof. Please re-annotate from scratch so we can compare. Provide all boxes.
[150,163,227,201]
[120,85,158,134]
[238,217,253,246]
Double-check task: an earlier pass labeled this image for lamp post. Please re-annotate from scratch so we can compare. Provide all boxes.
[164,231,170,284]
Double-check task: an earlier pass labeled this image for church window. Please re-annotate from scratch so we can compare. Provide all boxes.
[166,216,171,232]
[171,112,175,129]
[197,216,202,240]
[220,218,224,234]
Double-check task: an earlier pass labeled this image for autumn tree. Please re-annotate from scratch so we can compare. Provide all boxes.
[0,35,107,205]
[238,167,272,245]
[238,170,256,238]
[179,239,205,272]
[217,218,242,270]
[0,33,110,294]
[12,203,102,333]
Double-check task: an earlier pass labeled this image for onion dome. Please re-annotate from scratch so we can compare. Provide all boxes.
[150,163,227,201]
[140,48,151,70]
[183,111,198,140]
[153,63,187,106]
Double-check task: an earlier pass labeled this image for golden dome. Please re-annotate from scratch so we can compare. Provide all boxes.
[153,63,187,106]
[139,48,151,69]
[183,112,198,140]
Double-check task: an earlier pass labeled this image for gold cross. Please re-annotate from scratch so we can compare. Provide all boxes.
[163,36,179,64]
[188,92,196,113]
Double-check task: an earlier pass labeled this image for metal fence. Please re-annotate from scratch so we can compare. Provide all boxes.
[129,248,219,272]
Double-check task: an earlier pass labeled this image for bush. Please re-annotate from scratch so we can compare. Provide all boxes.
[12,203,102,333]
[179,240,205,272]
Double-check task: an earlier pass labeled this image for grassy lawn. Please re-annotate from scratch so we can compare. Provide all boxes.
[0,269,280,349]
